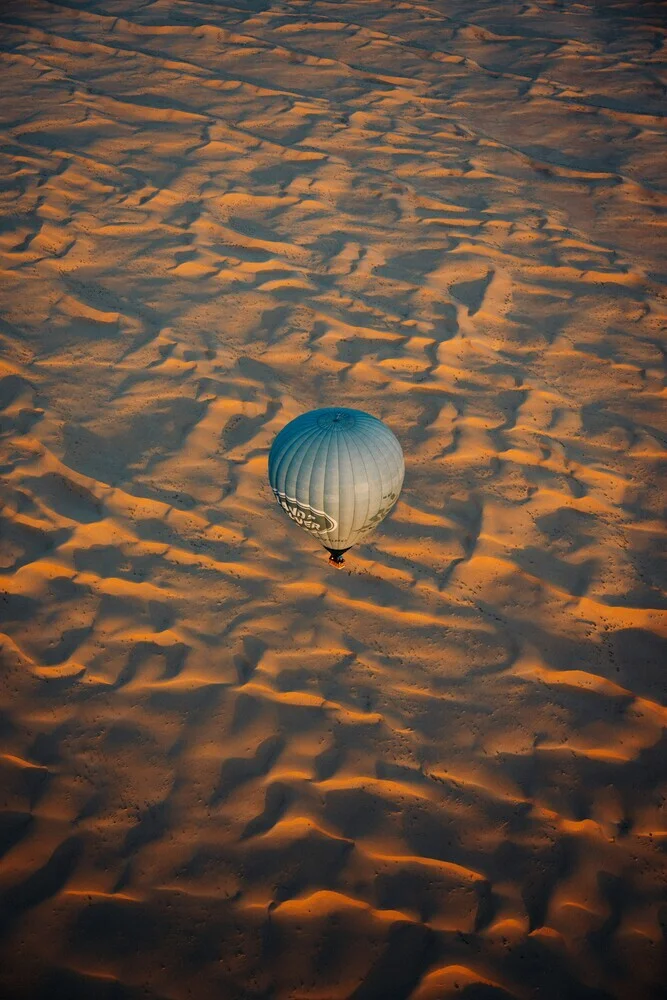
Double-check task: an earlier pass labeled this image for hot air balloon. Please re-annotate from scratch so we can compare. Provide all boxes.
[268,407,404,566]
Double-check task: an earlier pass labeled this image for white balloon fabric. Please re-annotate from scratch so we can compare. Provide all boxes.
[268,407,404,564]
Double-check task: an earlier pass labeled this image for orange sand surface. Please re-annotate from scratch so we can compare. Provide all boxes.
[1,1,666,998]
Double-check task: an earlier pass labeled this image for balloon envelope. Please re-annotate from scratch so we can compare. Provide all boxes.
[268,407,404,557]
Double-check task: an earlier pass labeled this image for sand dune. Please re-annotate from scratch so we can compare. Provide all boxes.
[1,0,666,997]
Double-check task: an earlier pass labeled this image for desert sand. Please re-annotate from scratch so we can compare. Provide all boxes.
[1,0,666,997]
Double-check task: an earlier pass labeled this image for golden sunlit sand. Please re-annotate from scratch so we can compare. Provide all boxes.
[1,0,666,997]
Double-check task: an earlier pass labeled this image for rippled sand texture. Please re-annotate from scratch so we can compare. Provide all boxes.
[1,0,666,997]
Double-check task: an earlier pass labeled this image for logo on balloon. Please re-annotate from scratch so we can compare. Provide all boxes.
[273,491,337,534]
